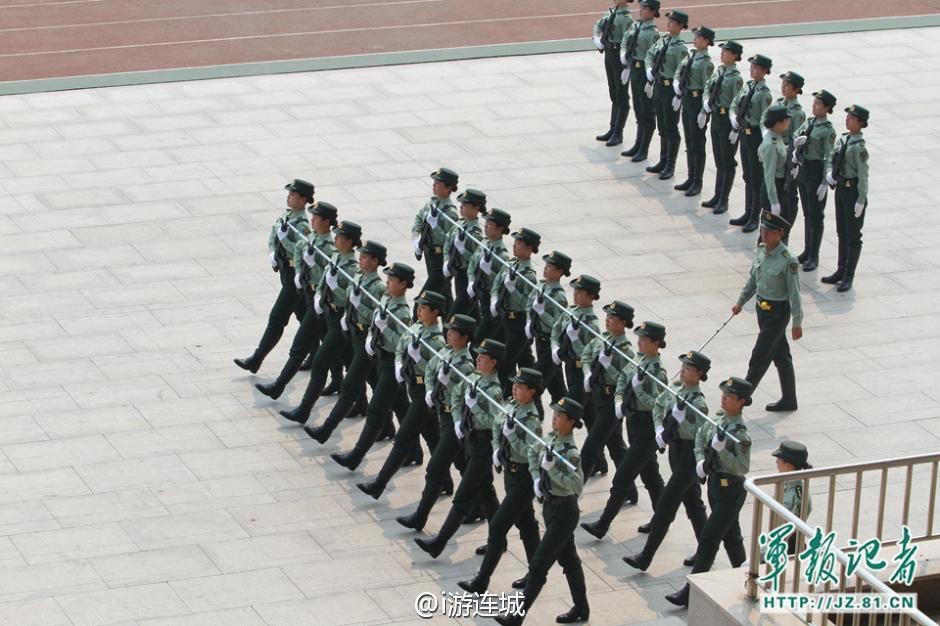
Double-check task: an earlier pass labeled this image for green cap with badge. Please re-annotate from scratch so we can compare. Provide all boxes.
[510,367,544,391]
[542,250,572,275]
[309,200,338,224]
[383,262,415,283]
[719,376,754,405]
[477,338,506,361]
[569,274,601,297]
[764,103,790,125]
[721,40,743,56]
[414,290,447,312]
[445,313,477,336]
[512,227,541,249]
[486,208,512,232]
[760,210,791,231]
[780,70,805,90]
[285,179,314,202]
[430,167,459,186]
[667,10,689,27]
[634,320,666,347]
[457,188,487,213]
[748,53,773,71]
[333,220,363,244]
[550,397,584,424]
[845,104,870,122]
[358,240,387,265]
[679,350,711,380]
[772,440,812,469]
[812,89,837,109]
[603,300,635,327]
[639,0,661,14]
[693,26,715,44]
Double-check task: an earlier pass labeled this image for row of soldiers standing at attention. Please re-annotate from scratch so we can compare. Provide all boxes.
[233,172,814,622]
[593,0,871,292]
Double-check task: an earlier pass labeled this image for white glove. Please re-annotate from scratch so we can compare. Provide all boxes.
[464,389,477,408]
[489,295,498,317]
[406,342,422,363]
[374,314,388,331]
[302,248,316,267]
[454,236,466,254]
[411,234,422,258]
[466,280,475,298]
[340,315,349,333]
[492,448,502,469]
[711,433,727,451]
[531,297,545,316]
[551,345,562,365]
[696,460,706,479]
[502,419,515,438]
[631,371,643,388]
[791,150,800,164]
[792,135,808,148]
[349,290,361,308]
[540,453,556,471]
[437,368,450,385]
[325,272,339,291]
[533,477,543,500]
[644,81,654,98]
[313,295,323,315]
[565,323,579,341]
[854,202,865,218]
[277,226,288,242]
[424,390,434,408]
[697,110,707,129]
[790,165,800,180]
[730,116,739,130]
[619,50,626,65]
[671,403,686,424]
[525,322,533,339]
[816,182,828,201]
[673,81,682,96]
[702,100,712,114]
[593,35,604,51]
[729,129,739,144]
[620,68,630,84]
[293,273,302,290]
[770,203,781,215]
[826,171,837,186]
[655,428,667,449]
[598,351,612,369]
[615,401,625,420]
[394,359,404,383]
[645,67,653,82]
[365,333,375,356]
[672,96,681,111]
[268,251,277,268]
[583,370,592,393]
[479,256,493,275]
[426,210,439,230]
[442,263,451,278]
[454,421,464,439]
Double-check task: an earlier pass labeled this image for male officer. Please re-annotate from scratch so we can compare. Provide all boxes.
[732,211,803,411]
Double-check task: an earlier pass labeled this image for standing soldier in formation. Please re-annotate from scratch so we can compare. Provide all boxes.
[527,251,571,409]
[673,26,715,196]
[492,228,540,390]
[792,89,837,272]
[494,398,590,625]
[768,70,807,234]
[280,221,361,424]
[620,0,661,162]
[469,209,511,343]
[593,0,634,147]
[411,168,458,314]
[759,104,793,222]
[644,9,689,180]
[732,211,803,411]
[700,40,744,215]
[235,179,313,374]
[623,350,710,571]
[819,104,870,293]
[444,188,485,317]
[665,376,752,607]
[729,54,774,233]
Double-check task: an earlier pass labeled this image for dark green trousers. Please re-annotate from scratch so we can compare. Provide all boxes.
[690,475,747,573]
[710,109,737,169]
[451,430,499,517]
[533,336,567,403]
[609,409,664,506]
[390,381,438,457]
[681,93,706,153]
[356,350,408,452]
[630,61,655,127]
[580,386,626,479]
[419,248,453,314]
[422,410,465,494]
[287,290,322,359]
[499,313,535,393]
[479,463,541,576]
[315,327,379,433]
[834,178,866,251]
[745,299,795,401]
[740,126,763,213]
[450,269,479,319]
[254,264,306,360]
[298,306,351,403]
[653,82,680,140]
[641,438,707,559]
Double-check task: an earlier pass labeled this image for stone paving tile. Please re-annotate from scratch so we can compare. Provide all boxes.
[0,25,938,624]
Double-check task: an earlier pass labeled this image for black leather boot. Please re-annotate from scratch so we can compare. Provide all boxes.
[321,371,342,396]
[630,124,653,162]
[355,447,408,500]
[685,152,705,196]
[298,353,313,371]
[556,565,589,623]
[646,136,668,173]
[742,202,761,233]
[729,182,751,226]
[330,423,380,471]
[414,507,464,558]
[346,394,368,418]
[377,415,396,441]
[665,583,690,607]
[821,240,847,284]
[396,483,440,531]
[233,353,263,374]
[622,551,652,571]
[279,371,326,425]
[605,106,628,146]
[621,124,643,157]
[459,538,503,592]
[837,246,861,292]
[658,137,680,180]
[701,167,722,208]
[803,225,823,272]
[579,495,621,539]
[595,104,617,142]
[713,166,734,214]
[255,355,304,399]
[674,151,694,191]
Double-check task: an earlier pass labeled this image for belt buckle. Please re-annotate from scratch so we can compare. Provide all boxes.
[288,260,295,268]
[443,404,451,413]
[721,478,729,487]
[719,107,726,114]
[845,180,853,188]
[692,90,700,97]
[744,128,752,135]
[356,323,365,332]
[574,360,582,369]
[663,79,671,86]
[759,300,772,311]
[415,376,423,385]
[634,61,641,68]
[507,311,516,320]
[433,246,443,254]
[509,464,517,473]
[309,285,316,293]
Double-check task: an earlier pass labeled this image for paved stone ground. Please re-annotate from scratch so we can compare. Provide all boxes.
[0,25,938,626]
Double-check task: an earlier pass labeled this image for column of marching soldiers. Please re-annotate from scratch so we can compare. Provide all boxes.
[234,166,814,623]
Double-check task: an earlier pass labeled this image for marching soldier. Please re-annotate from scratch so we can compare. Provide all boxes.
[622,350,710,571]
[580,321,667,538]
[411,168,458,313]
[644,9,689,180]
[593,0,634,147]
[759,104,792,222]
[298,241,389,439]
[404,340,504,543]
[665,376,752,607]
[732,211,803,411]
[234,179,312,374]
[579,301,635,480]
[772,440,813,554]
[494,398,590,625]
[729,54,774,233]
[527,251,571,407]
[620,0,661,162]
[279,221,361,424]
[491,228,540,390]
[673,26,715,196]
[325,263,414,467]
[792,90,837,272]
[700,40,744,215]
[766,71,807,235]
[819,104,870,293]
[468,208,511,343]
[457,368,544,595]
[254,200,337,399]
[444,188,485,317]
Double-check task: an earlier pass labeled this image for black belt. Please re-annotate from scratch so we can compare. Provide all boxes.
[744,125,759,135]
[711,473,744,487]
[596,385,615,397]
[718,106,728,114]
[544,493,577,502]
[606,43,621,50]
[841,177,858,188]
[661,79,672,86]
[633,60,643,68]
[690,89,701,97]
[505,311,525,320]
[412,375,424,385]
[507,461,525,473]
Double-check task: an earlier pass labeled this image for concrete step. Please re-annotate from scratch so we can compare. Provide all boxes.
[688,568,807,626]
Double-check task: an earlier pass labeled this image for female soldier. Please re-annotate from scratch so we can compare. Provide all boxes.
[494,398,590,625]
[279,221,361,424]
[411,168,458,313]
[620,0,660,162]
[468,208,511,343]
[665,376,752,607]
[234,179,312,374]
[593,0,634,147]
[729,54,774,232]
[324,263,414,467]
[527,250,571,408]
[297,241,389,439]
[700,40,744,215]
[622,350,710,571]
[819,104,870,293]
[443,188,485,317]
[759,104,792,224]
[491,228,540,391]
[792,90,837,272]
[644,9,689,180]
[673,26,715,196]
